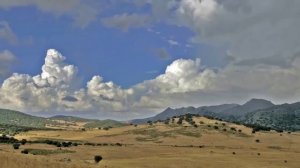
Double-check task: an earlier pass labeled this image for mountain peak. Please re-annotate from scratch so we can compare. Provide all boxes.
[244,98,274,106]
[164,107,173,111]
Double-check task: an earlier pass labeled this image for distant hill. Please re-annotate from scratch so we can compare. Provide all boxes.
[0,109,57,128]
[50,115,96,123]
[131,98,300,131]
[243,102,300,131]
[83,119,127,128]
[131,104,238,124]
[50,115,127,128]
[0,109,127,129]
[216,99,275,120]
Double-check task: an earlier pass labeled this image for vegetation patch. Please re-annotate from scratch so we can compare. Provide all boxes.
[268,146,283,150]
[83,120,127,128]
[131,127,202,142]
[23,149,75,155]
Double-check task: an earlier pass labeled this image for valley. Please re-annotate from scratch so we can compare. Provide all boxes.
[1,116,299,168]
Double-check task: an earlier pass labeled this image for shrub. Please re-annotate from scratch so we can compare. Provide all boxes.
[21,139,27,145]
[230,127,236,131]
[193,124,198,128]
[222,123,226,126]
[232,152,236,155]
[177,118,183,125]
[238,129,242,133]
[255,139,260,143]
[257,153,261,156]
[21,149,29,154]
[200,121,204,124]
[207,125,211,128]
[62,141,72,147]
[134,124,138,127]
[84,142,96,146]
[115,143,122,146]
[12,143,20,150]
[223,128,227,132]
[94,155,103,163]
[214,126,219,130]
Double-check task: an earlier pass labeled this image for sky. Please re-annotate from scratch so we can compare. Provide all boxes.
[1,0,300,120]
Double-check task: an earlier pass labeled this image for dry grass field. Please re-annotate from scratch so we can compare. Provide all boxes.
[1,117,299,168]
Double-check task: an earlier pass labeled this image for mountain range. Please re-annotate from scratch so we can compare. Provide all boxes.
[1,98,299,131]
[131,98,299,131]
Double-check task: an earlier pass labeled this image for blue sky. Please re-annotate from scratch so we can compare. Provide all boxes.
[1,0,300,120]
[0,5,200,88]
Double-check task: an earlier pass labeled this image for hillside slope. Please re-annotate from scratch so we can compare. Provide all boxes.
[50,115,127,128]
[131,104,237,124]
[217,99,275,120]
[243,102,300,131]
[0,109,56,128]
[131,99,300,131]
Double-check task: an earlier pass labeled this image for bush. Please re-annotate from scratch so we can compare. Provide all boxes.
[214,126,219,130]
[230,127,236,131]
[12,143,20,150]
[21,149,29,154]
[177,118,183,125]
[21,139,27,145]
[232,152,236,155]
[199,121,204,124]
[62,141,72,147]
[94,155,103,163]
[223,128,227,132]
[115,143,122,146]
[255,139,260,143]
[238,129,242,133]
[134,124,138,127]
[257,153,260,156]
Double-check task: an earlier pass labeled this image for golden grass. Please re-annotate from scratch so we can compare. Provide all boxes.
[1,117,299,168]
